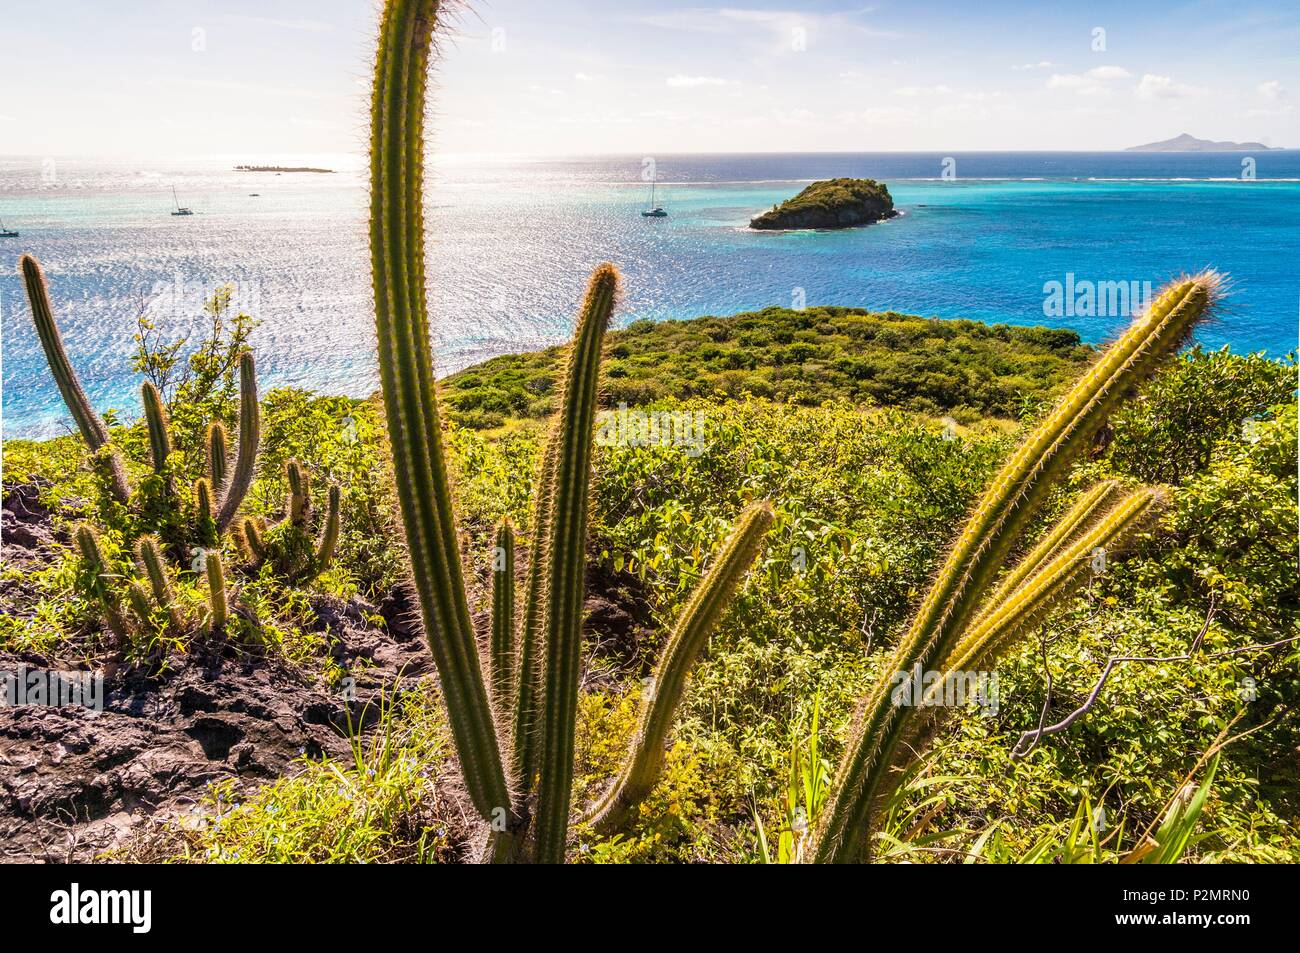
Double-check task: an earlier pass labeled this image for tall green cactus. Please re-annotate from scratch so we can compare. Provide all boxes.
[205,550,228,632]
[141,381,173,473]
[20,255,130,505]
[75,525,128,643]
[586,501,774,834]
[370,0,512,823]
[811,272,1222,863]
[315,484,342,575]
[213,352,260,533]
[286,459,311,526]
[513,428,559,785]
[533,263,620,863]
[207,422,229,490]
[490,520,516,708]
[137,535,185,632]
[194,479,217,548]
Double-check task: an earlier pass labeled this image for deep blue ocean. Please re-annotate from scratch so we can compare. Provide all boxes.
[2,151,1297,439]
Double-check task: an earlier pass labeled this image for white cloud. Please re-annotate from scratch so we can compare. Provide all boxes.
[574,73,597,82]
[1013,60,1059,71]
[1047,73,1104,95]
[1257,80,1286,101]
[1136,74,1206,100]
[666,74,739,88]
[1087,66,1131,80]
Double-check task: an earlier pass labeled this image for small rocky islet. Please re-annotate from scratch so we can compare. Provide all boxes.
[749,177,898,230]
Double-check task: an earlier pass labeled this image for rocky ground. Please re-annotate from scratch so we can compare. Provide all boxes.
[0,480,653,862]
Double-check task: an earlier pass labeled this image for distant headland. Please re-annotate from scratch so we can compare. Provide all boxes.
[750,178,897,230]
[234,165,336,173]
[1125,133,1280,152]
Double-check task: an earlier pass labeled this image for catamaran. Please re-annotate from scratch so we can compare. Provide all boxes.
[641,178,668,218]
[171,186,194,216]
[0,219,17,237]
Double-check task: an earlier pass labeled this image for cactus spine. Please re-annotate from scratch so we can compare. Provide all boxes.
[213,352,260,533]
[370,0,512,822]
[286,459,311,525]
[315,484,342,574]
[533,263,620,862]
[812,273,1221,864]
[207,422,229,490]
[20,255,130,505]
[141,381,172,473]
[194,479,217,548]
[587,501,773,834]
[490,520,516,707]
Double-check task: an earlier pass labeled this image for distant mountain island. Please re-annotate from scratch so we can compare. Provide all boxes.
[234,165,336,173]
[1125,133,1279,153]
[750,178,897,230]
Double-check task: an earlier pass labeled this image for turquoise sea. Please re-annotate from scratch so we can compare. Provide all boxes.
[2,151,1297,439]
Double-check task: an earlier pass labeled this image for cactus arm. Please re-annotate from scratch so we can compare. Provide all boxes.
[813,273,1221,863]
[141,381,172,473]
[370,0,512,823]
[490,520,516,708]
[207,422,229,489]
[125,582,155,632]
[137,535,185,631]
[286,459,312,525]
[205,550,228,631]
[534,263,620,864]
[213,352,260,533]
[74,525,129,643]
[20,255,130,504]
[513,427,560,787]
[240,517,267,566]
[194,479,218,549]
[314,484,342,574]
[966,479,1122,633]
[586,501,773,834]
[944,487,1169,678]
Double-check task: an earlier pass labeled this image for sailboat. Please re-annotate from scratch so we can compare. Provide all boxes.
[0,219,17,238]
[171,186,194,216]
[641,177,668,218]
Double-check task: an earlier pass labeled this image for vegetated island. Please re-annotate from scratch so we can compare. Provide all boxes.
[234,165,336,173]
[749,178,898,230]
[1125,133,1279,152]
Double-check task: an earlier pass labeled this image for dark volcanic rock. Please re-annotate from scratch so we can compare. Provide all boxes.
[749,177,897,230]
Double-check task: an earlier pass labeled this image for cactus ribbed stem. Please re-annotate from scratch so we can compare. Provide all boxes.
[968,479,1122,633]
[286,459,311,525]
[315,484,342,574]
[513,428,560,787]
[947,487,1169,677]
[141,381,172,473]
[74,525,128,642]
[207,422,229,490]
[137,535,184,631]
[20,255,130,504]
[370,0,512,823]
[126,582,155,630]
[813,273,1221,864]
[205,550,228,631]
[213,352,260,533]
[534,262,620,864]
[240,517,266,565]
[490,520,516,708]
[587,501,773,834]
[194,478,217,548]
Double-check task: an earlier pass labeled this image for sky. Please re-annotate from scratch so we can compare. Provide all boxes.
[1,0,1297,157]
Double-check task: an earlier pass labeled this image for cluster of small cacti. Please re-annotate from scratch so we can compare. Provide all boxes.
[18,254,344,650]
[370,0,774,863]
